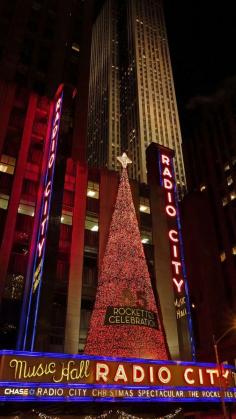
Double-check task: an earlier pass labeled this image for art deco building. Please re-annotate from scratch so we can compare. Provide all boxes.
[0,81,194,362]
[87,0,186,195]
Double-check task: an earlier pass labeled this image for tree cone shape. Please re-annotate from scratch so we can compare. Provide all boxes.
[85,168,168,359]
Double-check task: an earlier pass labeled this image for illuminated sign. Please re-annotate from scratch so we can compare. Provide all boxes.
[160,153,184,296]
[0,351,235,403]
[33,94,63,293]
[104,307,158,329]
[158,147,195,358]
[17,87,63,351]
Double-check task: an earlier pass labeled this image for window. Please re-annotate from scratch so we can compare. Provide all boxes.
[85,215,99,232]
[0,154,16,175]
[230,191,236,201]
[141,230,152,244]
[87,181,99,199]
[60,210,72,226]
[227,176,233,186]
[18,200,35,216]
[139,197,150,214]
[0,194,9,210]
[222,196,229,207]
[220,252,226,262]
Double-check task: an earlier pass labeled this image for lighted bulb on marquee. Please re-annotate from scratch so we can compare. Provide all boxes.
[0,351,235,403]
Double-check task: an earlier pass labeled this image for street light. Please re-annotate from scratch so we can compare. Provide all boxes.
[213,326,236,419]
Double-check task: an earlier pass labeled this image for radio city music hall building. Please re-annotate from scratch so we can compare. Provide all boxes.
[0,80,193,359]
[1,81,235,418]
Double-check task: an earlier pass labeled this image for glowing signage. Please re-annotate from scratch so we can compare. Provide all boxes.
[157,146,195,358]
[0,351,236,403]
[104,307,159,329]
[17,87,63,351]
[160,153,184,295]
[33,94,62,293]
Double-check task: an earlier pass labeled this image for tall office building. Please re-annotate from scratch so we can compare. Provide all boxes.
[182,78,236,362]
[87,0,186,195]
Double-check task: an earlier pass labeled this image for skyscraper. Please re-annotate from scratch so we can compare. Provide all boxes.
[182,78,236,362]
[87,0,186,195]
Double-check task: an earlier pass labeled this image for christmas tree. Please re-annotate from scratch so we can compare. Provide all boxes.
[85,154,168,359]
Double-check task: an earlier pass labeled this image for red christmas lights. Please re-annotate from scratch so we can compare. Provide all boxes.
[85,167,168,359]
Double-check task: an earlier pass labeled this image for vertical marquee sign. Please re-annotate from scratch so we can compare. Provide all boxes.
[17,86,63,351]
[158,146,195,359]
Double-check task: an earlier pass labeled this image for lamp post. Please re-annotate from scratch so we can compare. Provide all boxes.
[213,326,236,419]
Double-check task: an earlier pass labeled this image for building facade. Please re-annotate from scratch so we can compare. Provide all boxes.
[87,0,186,195]
[0,81,194,361]
[182,79,236,362]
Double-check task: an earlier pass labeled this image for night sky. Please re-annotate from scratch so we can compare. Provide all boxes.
[164,1,236,108]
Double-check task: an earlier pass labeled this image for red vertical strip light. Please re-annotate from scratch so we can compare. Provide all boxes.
[17,85,63,351]
[158,148,195,360]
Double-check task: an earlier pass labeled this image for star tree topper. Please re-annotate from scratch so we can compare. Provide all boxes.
[117,152,132,168]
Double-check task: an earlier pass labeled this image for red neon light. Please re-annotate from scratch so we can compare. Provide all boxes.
[161,153,184,294]
[33,95,62,292]
[36,100,61,260]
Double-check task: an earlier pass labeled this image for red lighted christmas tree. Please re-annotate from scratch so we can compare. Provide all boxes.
[85,153,168,359]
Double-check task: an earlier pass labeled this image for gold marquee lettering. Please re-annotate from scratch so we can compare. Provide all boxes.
[9,359,91,383]
[53,360,90,383]
[9,359,56,380]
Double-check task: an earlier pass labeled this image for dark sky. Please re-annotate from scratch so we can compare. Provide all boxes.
[164,1,236,108]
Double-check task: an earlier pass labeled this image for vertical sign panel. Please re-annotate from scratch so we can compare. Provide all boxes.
[158,147,195,360]
[17,87,63,351]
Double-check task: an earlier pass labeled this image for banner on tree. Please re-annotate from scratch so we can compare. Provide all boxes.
[104,307,159,329]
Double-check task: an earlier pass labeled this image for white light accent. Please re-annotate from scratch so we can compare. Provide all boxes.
[139,205,148,212]
[230,191,236,201]
[87,189,96,197]
[91,224,99,232]
[141,238,149,244]
[72,43,80,53]
[220,252,226,262]
[200,185,206,192]
[222,196,228,207]
[61,216,64,222]
[0,164,7,173]
[227,176,233,186]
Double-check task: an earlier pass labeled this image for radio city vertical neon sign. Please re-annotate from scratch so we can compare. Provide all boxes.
[161,153,184,296]
[33,93,63,292]
[158,149,195,358]
[20,89,63,351]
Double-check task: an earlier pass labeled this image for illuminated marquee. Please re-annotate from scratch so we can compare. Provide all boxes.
[0,351,236,403]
